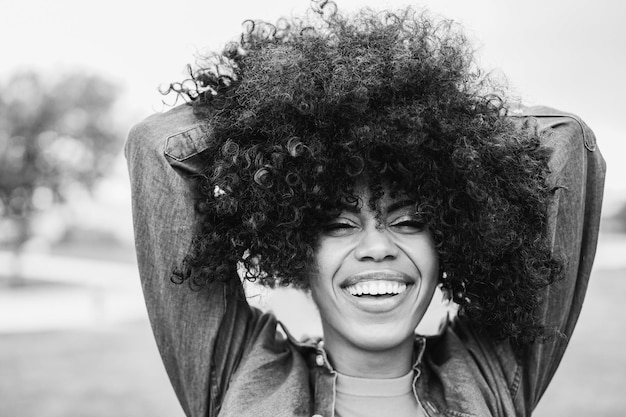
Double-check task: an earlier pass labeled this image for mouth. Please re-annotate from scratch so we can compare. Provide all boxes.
[345,280,408,297]
[340,271,416,311]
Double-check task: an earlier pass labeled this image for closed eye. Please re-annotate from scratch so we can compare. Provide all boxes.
[390,218,427,233]
[322,221,358,237]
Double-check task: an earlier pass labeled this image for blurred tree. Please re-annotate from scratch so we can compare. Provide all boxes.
[0,71,123,283]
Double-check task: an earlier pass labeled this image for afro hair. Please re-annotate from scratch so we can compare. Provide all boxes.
[166,2,561,345]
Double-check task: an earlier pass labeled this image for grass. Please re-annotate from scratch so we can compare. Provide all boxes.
[1,267,624,417]
[0,321,184,417]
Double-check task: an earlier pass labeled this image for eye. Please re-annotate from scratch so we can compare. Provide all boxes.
[389,216,427,233]
[321,219,358,237]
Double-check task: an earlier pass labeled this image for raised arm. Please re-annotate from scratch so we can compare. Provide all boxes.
[516,106,606,411]
[125,104,259,417]
[445,106,606,417]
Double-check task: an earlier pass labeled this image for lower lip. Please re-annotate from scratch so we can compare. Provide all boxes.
[342,285,414,314]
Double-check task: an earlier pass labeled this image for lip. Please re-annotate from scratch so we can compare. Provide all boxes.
[339,270,419,314]
[340,270,415,288]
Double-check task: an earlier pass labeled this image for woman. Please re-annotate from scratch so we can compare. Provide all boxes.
[126,2,605,416]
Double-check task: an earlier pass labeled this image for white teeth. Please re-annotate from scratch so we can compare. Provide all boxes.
[346,281,407,296]
[370,284,379,295]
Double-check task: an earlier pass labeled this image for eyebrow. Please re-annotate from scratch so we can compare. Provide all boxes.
[337,201,361,214]
[337,199,415,214]
[386,199,416,214]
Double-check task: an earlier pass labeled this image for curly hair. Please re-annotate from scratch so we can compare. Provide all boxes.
[166,2,561,345]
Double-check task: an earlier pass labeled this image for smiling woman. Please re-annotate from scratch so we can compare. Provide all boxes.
[125,1,604,417]
[311,186,440,379]
[311,186,439,377]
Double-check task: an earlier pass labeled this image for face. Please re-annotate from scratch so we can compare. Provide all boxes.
[309,185,439,355]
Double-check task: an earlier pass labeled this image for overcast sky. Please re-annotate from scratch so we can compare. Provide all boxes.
[2,0,624,197]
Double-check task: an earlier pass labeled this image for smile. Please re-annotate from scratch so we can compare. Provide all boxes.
[340,271,417,313]
[346,281,407,296]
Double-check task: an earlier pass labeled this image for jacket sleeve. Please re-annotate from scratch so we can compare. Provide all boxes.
[515,106,606,413]
[125,105,259,417]
[452,107,606,417]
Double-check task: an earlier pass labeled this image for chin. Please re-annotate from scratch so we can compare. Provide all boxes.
[348,324,416,352]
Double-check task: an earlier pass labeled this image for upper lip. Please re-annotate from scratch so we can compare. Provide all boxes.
[341,270,415,288]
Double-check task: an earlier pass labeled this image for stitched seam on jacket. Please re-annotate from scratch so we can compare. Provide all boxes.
[164,125,209,161]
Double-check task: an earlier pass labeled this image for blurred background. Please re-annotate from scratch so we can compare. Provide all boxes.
[1,0,624,416]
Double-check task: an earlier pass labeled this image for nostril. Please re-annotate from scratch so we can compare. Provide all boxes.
[354,230,399,261]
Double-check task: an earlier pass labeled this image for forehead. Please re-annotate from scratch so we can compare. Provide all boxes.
[340,183,415,214]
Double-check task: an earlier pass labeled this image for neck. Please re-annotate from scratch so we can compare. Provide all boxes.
[322,331,415,379]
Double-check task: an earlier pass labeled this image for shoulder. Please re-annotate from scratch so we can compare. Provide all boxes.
[423,317,520,392]
[421,318,522,415]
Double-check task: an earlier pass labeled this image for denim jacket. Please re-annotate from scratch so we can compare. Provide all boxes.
[125,104,605,417]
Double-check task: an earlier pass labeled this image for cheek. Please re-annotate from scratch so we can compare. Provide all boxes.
[312,238,343,278]
[396,239,440,297]
[421,248,439,278]
[308,271,335,323]
[308,242,345,310]
[309,251,335,296]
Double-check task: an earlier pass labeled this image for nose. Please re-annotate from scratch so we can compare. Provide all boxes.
[354,226,399,262]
